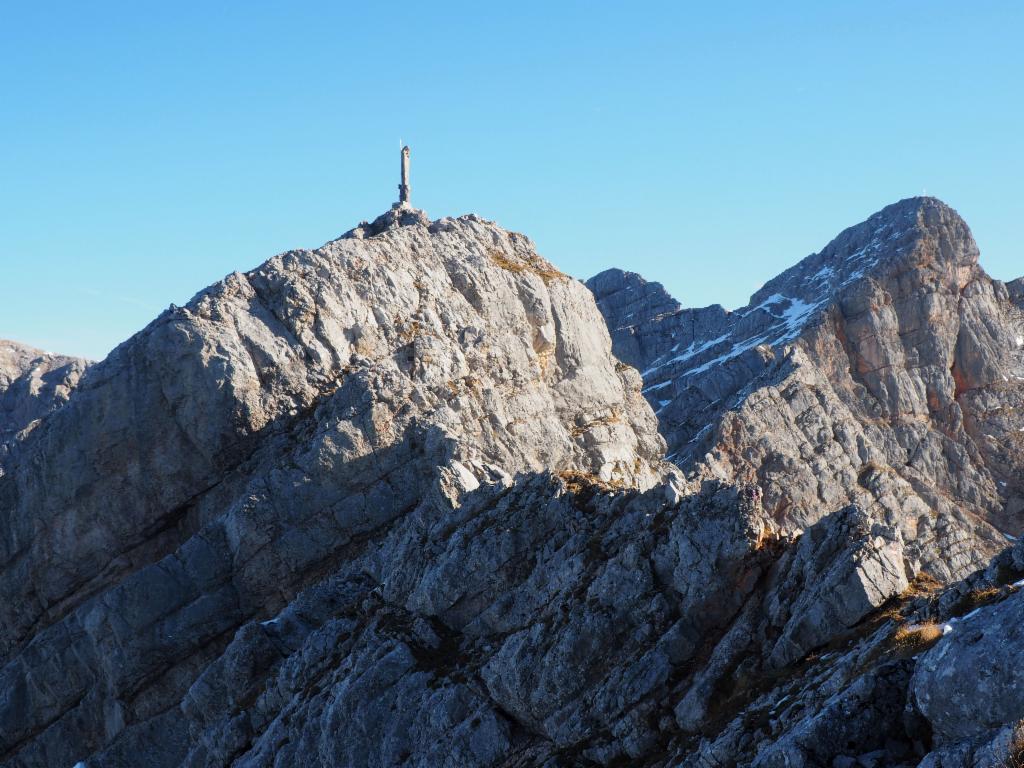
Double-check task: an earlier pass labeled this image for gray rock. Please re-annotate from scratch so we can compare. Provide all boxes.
[750,661,915,768]
[917,719,1024,767]
[0,207,668,766]
[913,589,1024,743]
[2,197,1023,767]
[590,197,1024,583]
[764,505,908,670]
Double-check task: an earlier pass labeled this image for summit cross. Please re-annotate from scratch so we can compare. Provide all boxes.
[398,145,411,206]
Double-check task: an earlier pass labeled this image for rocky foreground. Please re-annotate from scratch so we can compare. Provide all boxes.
[1,198,1023,767]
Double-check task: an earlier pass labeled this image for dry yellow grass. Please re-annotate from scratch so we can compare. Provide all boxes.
[872,573,944,625]
[569,411,622,438]
[891,621,943,654]
[488,249,564,284]
[947,585,1004,617]
[999,718,1024,766]
[556,469,629,495]
[903,572,943,598]
[964,586,1001,607]
[1000,726,1024,768]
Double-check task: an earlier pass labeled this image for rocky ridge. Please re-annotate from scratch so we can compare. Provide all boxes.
[1,199,1023,767]
[0,340,88,464]
[0,206,668,767]
[590,197,1024,582]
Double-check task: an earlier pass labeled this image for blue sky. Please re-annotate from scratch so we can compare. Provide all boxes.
[2,2,1022,360]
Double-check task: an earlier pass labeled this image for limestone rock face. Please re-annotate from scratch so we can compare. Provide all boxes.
[590,197,1024,583]
[0,208,671,767]
[913,587,1024,744]
[763,505,908,671]
[0,339,88,462]
[2,198,1023,767]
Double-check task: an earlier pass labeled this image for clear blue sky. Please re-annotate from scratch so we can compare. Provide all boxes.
[2,2,1022,360]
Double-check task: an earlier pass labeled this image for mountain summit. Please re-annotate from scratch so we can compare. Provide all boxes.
[2,200,1024,767]
[590,197,1024,580]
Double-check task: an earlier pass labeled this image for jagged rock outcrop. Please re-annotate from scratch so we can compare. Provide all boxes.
[0,207,670,767]
[2,198,1023,767]
[0,340,88,465]
[914,582,1024,744]
[590,197,1024,583]
[678,528,1024,768]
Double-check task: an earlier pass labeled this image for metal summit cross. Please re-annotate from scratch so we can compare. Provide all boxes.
[397,145,411,207]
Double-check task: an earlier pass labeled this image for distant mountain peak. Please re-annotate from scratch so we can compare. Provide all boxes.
[0,339,88,456]
[592,197,982,390]
[750,196,976,311]
[590,196,1023,580]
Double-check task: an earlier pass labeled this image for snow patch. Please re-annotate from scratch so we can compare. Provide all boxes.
[642,380,672,393]
[778,297,823,337]
[640,226,909,382]
[810,265,836,283]
[687,423,713,444]
[681,333,773,378]
[642,333,732,376]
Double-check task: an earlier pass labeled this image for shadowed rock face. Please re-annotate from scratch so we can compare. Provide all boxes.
[590,197,1024,583]
[1,199,1023,768]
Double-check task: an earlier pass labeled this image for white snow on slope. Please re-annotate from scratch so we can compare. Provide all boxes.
[641,226,908,381]
[642,333,731,376]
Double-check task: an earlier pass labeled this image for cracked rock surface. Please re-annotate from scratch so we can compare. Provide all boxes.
[590,197,1024,583]
[1,198,1023,767]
